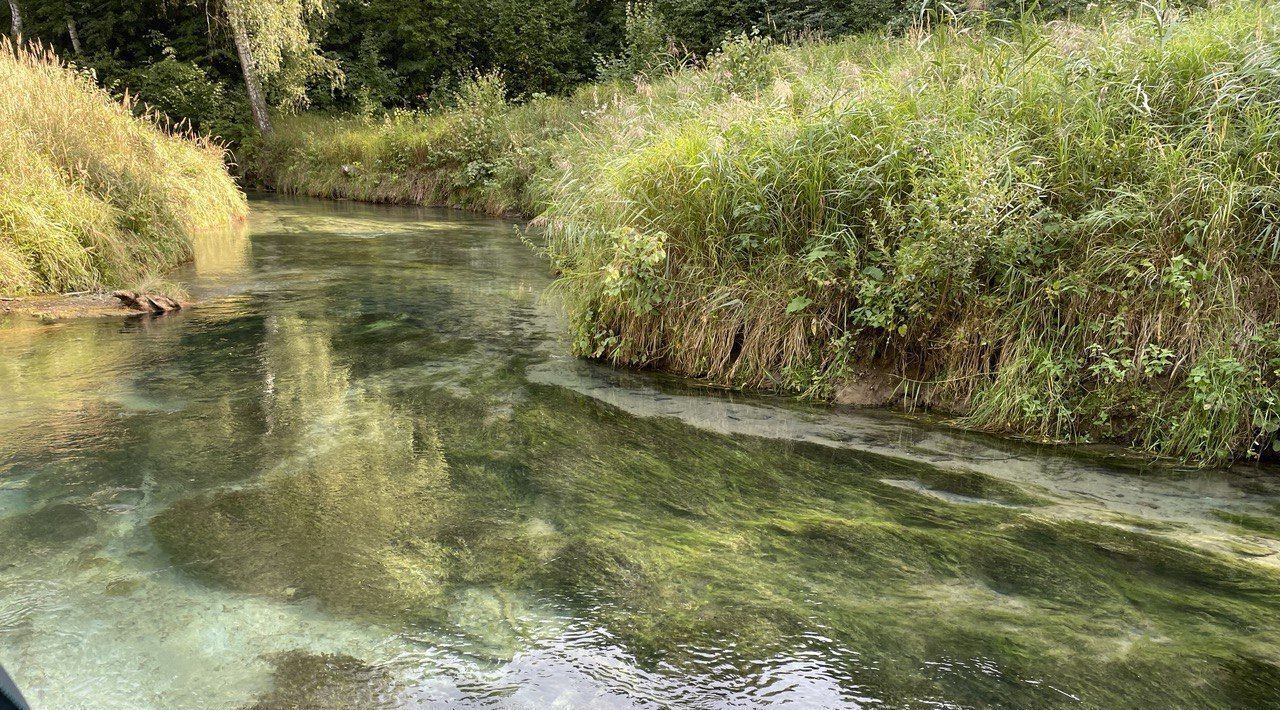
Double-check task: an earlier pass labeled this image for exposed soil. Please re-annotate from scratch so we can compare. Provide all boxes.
[831,361,962,415]
[832,364,901,408]
[0,292,174,321]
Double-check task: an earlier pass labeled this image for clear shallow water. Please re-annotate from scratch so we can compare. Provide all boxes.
[2,196,1280,709]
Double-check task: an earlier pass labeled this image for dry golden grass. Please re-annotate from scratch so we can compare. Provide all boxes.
[0,41,246,296]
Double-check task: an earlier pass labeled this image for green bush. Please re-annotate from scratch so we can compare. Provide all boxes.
[106,52,255,144]
[595,1,688,82]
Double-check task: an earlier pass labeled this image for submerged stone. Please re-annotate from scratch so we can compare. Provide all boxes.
[246,651,396,710]
[6,502,97,546]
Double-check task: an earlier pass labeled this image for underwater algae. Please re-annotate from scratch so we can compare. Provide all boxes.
[152,325,1280,707]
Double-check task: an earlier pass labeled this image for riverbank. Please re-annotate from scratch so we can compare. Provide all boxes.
[0,42,245,298]
[243,1,1280,466]
[241,74,627,217]
[0,287,192,322]
[1,293,149,321]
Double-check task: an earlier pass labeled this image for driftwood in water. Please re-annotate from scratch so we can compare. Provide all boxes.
[112,290,182,314]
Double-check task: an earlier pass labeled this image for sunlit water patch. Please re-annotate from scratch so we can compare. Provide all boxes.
[2,196,1279,709]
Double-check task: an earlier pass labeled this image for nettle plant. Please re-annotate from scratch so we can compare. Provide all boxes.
[705,30,777,97]
[602,226,669,314]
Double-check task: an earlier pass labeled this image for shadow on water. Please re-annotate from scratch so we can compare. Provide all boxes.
[1,195,1279,708]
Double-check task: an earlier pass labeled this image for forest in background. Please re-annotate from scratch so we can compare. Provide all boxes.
[2,0,1099,142]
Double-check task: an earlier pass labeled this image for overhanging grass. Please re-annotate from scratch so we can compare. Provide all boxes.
[0,42,246,296]
[541,2,1280,465]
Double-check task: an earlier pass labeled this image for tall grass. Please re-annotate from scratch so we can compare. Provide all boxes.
[542,2,1280,465]
[0,42,246,296]
[244,74,632,216]
[248,2,1280,464]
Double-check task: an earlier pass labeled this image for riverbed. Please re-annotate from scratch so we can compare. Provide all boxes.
[2,196,1279,708]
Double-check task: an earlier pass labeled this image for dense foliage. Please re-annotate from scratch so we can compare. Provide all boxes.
[4,0,923,133]
[0,42,245,295]
[542,2,1280,465]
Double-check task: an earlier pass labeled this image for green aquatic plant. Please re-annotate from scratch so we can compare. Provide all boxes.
[151,316,456,617]
[150,319,1280,705]
[245,651,398,710]
[504,387,1280,706]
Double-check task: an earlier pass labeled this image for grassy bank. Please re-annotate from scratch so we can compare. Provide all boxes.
[247,2,1280,465]
[0,43,246,297]
[243,74,630,216]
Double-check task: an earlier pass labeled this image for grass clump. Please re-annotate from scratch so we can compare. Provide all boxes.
[0,42,245,296]
[540,2,1280,466]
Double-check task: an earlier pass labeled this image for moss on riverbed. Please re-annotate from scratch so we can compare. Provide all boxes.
[151,327,1280,706]
[507,387,1280,706]
[246,651,397,710]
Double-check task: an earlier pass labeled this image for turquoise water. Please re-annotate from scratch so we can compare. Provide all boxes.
[2,196,1279,708]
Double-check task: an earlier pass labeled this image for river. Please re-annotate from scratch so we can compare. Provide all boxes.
[2,196,1279,708]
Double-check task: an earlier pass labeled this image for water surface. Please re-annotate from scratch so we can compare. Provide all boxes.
[2,196,1280,709]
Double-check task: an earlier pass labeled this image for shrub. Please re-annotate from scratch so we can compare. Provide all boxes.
[595,1,688,82]
[104,51,255,145]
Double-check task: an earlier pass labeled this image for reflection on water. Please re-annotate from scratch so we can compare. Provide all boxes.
[1,196,1279,709]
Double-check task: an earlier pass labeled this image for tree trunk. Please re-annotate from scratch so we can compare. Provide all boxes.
[228,12,272,135]
[7,0,21,39]
[66,15,81,53]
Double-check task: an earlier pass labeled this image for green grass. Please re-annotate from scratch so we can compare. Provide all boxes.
[0,42,246,296]
[243,73,632,216]
[247,2,1280,465]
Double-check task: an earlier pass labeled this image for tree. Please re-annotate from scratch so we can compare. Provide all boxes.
[64,2,80,53]
[7,0,21,39]
[217,0,337,134]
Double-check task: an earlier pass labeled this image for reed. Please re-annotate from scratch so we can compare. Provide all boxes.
[0,41,246,296]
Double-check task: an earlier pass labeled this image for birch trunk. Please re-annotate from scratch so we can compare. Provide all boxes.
[7,0,21,39]
[228,13,272,135]
[66,15,81,53]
